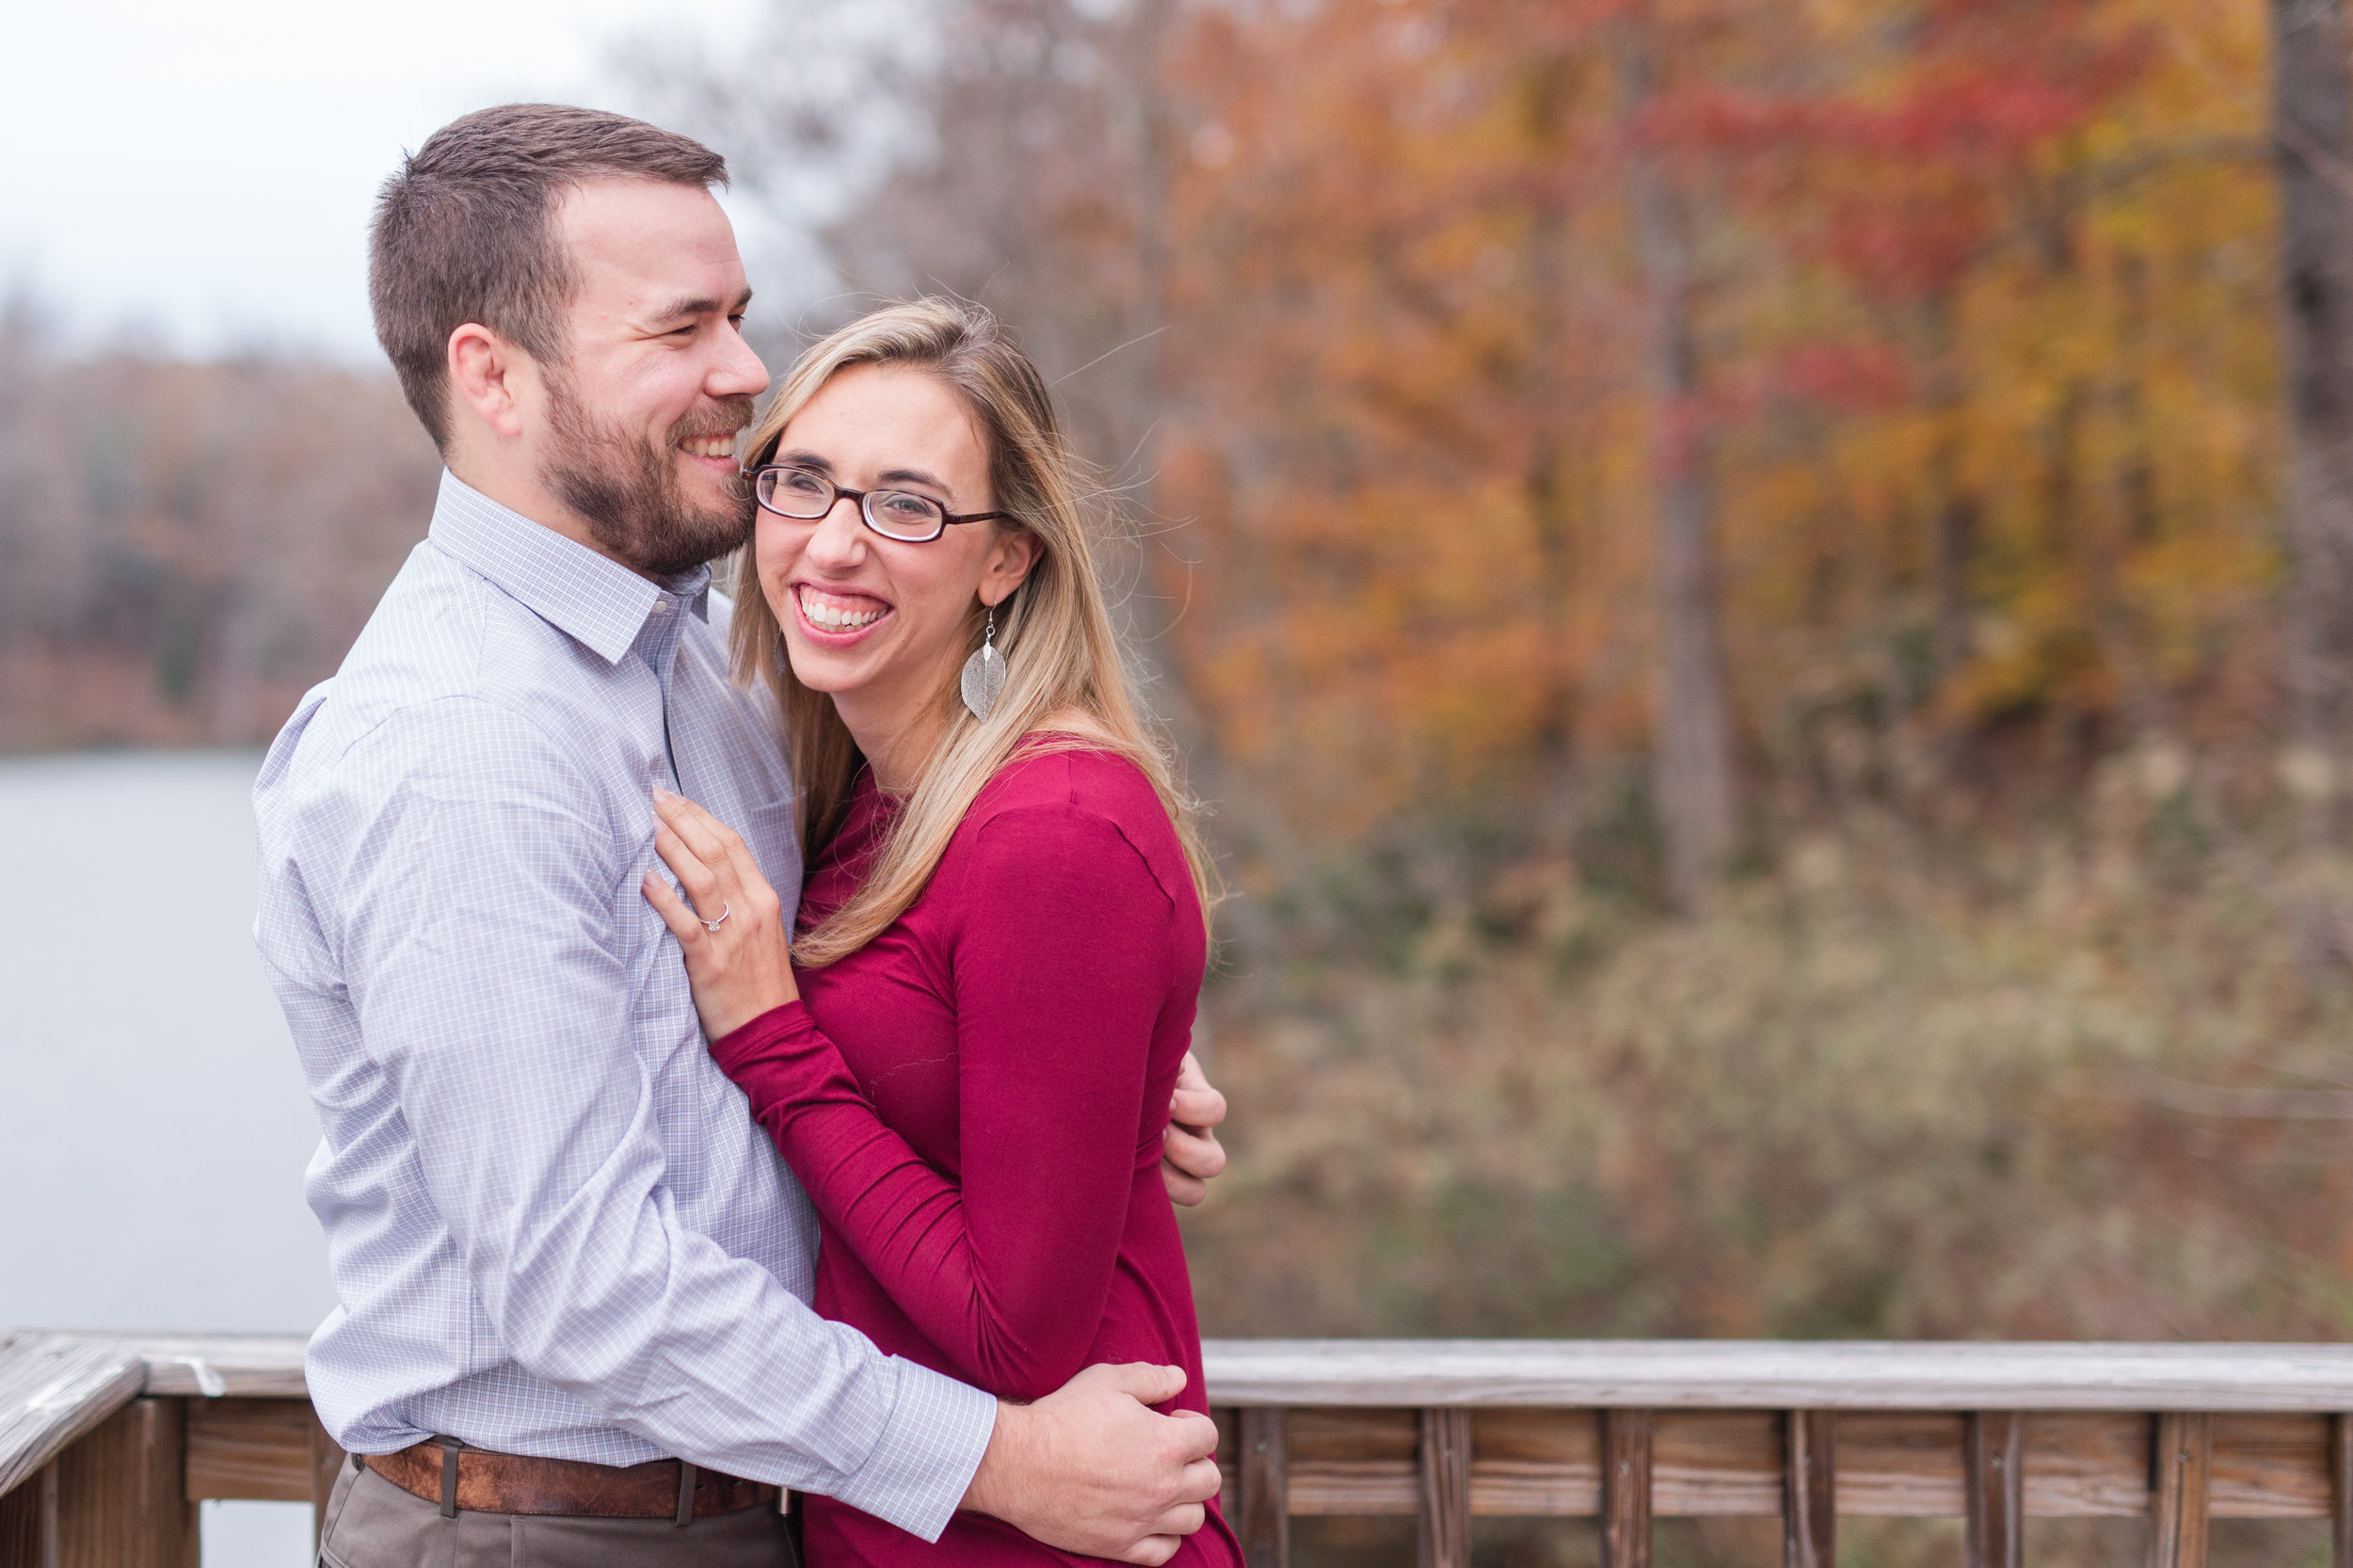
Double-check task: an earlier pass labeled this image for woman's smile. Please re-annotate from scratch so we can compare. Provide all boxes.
[792,581,894,644]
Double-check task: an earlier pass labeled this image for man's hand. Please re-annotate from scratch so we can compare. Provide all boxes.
[1161,1051,1228,1207]
[961,1362,1223,1565]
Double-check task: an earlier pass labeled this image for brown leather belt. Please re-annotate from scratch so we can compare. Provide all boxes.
[362,1439,776,1524]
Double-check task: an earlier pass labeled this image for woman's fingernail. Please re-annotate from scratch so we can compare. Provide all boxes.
[652,784,673,802]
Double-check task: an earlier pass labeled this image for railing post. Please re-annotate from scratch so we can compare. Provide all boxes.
[2148,1412,2211,1568]
[1783,1411,1835,1568]
[1966,1412,2023,1568]
[32,1396,196,1568]
[2333,1413,2352,1568]
[1417,1407,1472,1568]
[38,1462,58,1568]
[1603,1409,1655,1568]
[129,1398,196,1568]
[1238,1407,1289,1568]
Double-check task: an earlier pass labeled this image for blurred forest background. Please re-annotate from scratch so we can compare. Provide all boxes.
[9,0,2353,1414]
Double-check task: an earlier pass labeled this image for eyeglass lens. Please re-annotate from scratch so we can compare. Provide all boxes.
[757,468,946,541]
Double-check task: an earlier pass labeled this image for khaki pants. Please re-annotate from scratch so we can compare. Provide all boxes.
[317,1457,801,1568]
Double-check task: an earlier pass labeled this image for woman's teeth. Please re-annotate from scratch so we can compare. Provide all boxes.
[679,434,736,459]
[799,586,886,631]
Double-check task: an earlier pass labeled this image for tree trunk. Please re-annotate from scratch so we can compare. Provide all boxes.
[1920,293,1977,697]
[1524,49,1579,848]
[1099,0,1301,961]
[2273,0,2353,837]
[1621,27,1738,912]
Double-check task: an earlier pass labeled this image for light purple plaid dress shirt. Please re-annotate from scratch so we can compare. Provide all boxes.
[252,472,995,1540]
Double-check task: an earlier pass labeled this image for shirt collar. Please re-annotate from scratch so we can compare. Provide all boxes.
[426,471,712,665]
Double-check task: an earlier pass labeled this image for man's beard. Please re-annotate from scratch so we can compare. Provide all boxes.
[541,376,756,580]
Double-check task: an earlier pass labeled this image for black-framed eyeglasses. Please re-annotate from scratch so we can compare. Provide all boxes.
[745,463,1015,543]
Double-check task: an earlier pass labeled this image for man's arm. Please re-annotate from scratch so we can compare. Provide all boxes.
[320,699,990,1538]
[965,1366,1225,1566]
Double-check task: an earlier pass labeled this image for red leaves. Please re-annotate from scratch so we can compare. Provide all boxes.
[1771,343,1915,415]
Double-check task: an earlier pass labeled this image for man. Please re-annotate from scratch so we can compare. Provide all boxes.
[254,104,1229,1567]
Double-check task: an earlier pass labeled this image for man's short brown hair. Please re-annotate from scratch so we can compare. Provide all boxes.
[370,104,728,450]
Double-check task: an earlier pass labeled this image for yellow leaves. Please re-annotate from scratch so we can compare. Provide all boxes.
[1148,0,2291,837]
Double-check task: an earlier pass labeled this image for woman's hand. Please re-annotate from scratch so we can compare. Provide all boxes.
[642,786,800,1040]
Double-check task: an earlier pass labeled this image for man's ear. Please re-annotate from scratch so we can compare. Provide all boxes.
[446,321,532,441]
[980,528,1044,608]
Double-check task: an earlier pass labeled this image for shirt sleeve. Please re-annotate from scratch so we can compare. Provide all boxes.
[315,697,993,1538]
[710,800,1176,1401]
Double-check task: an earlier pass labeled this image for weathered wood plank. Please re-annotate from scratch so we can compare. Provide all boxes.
[0,1333,147,1499]
[1417,1409,1472,1568]
[1839,1412,1965,1514]
[1603,1409,1654,1568]
[141,1400,197,1568]
[1657,1411,1782,1514]
[20,1334,2353,1416]
[0,1464,40,1568]
[115,1335,311,1400]
[1232,1405,2342,1520]
[2149,1412,2212,1568]
[1288,1407,1417,1515]
[2214,1413,2330,1517]
[1473,1408,1598,1514]
[1965,1412,2023,1568]
[2025,1413,2153,1515]
[1239,1407,1289,1567]
[2332,1414,2352,1568]
[1214,1406,1239,1511]
[55,1399,194,1568]
[185,1397,316,1502]
[1784,1412,1835,1568]
[1202,1341,2353,1412]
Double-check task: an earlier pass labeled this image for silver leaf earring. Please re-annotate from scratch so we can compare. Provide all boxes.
[961,604,1007,721]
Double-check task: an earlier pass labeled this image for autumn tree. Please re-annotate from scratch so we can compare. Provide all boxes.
[2270,0,2353,835]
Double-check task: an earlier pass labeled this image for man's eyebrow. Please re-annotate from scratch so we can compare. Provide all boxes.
[650,288,755,326]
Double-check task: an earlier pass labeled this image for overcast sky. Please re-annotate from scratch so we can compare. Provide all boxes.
[0,0,792,363]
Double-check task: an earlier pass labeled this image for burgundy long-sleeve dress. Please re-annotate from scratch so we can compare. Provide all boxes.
[708,746,1243,1567]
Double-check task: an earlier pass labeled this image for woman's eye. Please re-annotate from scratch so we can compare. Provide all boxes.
[882,493,938,519]
[781,472,828,496]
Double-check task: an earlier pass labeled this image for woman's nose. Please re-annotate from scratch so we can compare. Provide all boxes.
[805,497,867,567]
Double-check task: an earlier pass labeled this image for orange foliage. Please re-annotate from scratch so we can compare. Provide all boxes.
[1135,0,2281,840]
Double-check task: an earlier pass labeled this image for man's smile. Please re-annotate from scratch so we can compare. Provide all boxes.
[677,432,737,466]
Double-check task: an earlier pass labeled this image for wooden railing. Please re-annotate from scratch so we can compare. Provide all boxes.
[8,1332,2352,1567]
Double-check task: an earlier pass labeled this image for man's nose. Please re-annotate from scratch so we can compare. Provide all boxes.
[710,321,770,401]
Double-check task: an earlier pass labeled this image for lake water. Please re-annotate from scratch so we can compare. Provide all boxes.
[0,750,332,1566]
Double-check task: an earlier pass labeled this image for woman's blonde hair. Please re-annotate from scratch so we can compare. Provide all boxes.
[730,297,1214,966]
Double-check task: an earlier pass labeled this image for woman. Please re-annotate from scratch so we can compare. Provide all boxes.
[639,299,1244,1567]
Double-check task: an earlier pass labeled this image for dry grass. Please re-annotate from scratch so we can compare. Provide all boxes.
[1182,802,2353,1345]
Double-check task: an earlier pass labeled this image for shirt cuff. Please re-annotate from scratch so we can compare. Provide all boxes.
[825,1355,998,1542]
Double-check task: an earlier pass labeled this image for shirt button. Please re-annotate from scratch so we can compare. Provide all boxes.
[651,600,672,615]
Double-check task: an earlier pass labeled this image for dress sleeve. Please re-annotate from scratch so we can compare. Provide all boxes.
[709,800,1176,1400]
